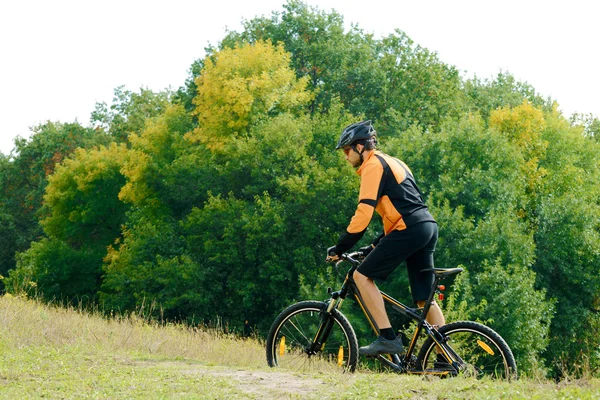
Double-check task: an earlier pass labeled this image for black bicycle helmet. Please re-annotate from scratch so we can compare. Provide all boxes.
[336,120,376,149]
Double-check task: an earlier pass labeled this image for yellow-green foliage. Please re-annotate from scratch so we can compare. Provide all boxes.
[3,143,132,301]
[188,40,313,148]
[490,101,547,156]
[489,101,548,195]
[119,104,193,207]
[42,142,130,239]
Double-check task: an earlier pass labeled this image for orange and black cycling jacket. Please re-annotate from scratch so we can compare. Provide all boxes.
[335,150,435,254]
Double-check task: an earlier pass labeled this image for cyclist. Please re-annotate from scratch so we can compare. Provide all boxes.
[327,120,444,356]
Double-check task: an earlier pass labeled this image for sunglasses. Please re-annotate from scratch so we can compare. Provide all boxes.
[343,147,353,155]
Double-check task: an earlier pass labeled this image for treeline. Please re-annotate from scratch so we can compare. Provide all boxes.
[1,0,599,377]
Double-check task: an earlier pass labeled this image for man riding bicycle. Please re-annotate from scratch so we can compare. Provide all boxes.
[327,120,444,356]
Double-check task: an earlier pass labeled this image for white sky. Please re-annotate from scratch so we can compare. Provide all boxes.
[1,0,598,155]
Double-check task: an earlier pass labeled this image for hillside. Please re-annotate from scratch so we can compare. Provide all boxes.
[1,295,599,399]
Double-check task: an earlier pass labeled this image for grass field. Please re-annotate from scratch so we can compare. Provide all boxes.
[1,294,599,399]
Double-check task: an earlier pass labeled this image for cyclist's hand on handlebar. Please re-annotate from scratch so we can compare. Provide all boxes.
[358,244,375,258]
[326,245,340,262]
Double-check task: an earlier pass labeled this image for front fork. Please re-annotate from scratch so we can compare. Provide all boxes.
[308,291,344,354]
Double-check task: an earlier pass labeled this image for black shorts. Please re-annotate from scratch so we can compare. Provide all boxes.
[357,221,438,303]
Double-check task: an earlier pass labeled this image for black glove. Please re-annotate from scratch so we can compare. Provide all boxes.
[326,245,339,258]
[358,244,375,258]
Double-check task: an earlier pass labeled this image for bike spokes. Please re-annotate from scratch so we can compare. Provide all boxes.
[438,332,509,378]
[268,303,357,372]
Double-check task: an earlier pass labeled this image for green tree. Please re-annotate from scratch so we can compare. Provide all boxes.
[118,104,199,216]
[365,30,464,133]
[570,112,600,141]
[463,72,552,121]
[442,262,554,374]
[380,112,551,370]
[185,0,463,134]
[99,104,198,312]
[6,143,129,301]
[100,211,191,315]
[41,143,130,247]
[532,110,600,373]
[0,122,110,287]
[188,40,311,149]
[0,154,16,281]
[91,86,172,143]
[216,0,350,115]
[6,238,99,300]
[386,114,527,221]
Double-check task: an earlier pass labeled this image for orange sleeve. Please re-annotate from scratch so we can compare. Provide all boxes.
[347,202,375,233]
[346,161,384,233]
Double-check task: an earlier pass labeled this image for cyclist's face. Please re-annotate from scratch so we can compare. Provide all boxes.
[343,145,362,168]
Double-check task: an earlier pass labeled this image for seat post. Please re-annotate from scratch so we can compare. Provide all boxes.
[420,274,442,322]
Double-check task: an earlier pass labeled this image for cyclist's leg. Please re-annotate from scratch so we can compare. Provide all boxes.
[353,272,391,329]
[406,222,444,326]
[353,270,404,355]
[416,300,445,326]
[354,224,436,354]
[353,230,411,330]
[353,232,415,354]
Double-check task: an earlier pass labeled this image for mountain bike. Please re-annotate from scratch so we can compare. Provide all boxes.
[266,251,517,379]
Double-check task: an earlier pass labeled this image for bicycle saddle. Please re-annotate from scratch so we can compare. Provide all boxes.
[420,268,463,277]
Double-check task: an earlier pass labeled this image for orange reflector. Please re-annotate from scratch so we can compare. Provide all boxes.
[477,339,495,355]
[337,346,344,367]
[438,285,445,291]
[279,336,286,356]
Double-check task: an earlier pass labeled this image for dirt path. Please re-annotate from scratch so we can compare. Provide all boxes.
[191,367,326,397]
[137,361,331,398]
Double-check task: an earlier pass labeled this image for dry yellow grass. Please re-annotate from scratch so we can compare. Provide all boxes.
[0,293,265,368]
[2,294,600,399]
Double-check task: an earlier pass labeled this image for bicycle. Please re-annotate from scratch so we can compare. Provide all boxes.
[266,250,517,379]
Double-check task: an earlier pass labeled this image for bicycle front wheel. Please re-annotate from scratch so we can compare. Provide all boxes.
[266,301,358,373]
[417,321,517,380]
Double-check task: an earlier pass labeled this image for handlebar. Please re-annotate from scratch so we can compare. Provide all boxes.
[325,251,364,281]
[327,251,364,267]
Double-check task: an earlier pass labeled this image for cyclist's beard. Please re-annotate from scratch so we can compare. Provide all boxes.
[351,152,364,168]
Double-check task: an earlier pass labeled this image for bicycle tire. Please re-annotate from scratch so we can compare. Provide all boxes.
[266,300,359,372]
[416,321,517,380]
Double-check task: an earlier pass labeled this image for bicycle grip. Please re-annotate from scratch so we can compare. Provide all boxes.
[327,245,338,257]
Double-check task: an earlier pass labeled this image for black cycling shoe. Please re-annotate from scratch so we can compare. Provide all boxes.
[359,336,404,356]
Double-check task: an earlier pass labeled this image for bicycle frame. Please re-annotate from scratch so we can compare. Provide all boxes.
[323,253,459,373]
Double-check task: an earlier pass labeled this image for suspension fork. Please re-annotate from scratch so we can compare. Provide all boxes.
[308,289,346,354]
[308,259,358,354]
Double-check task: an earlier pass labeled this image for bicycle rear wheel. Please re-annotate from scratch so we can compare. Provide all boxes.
[417,321,517,380]
[266,300,358,372]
